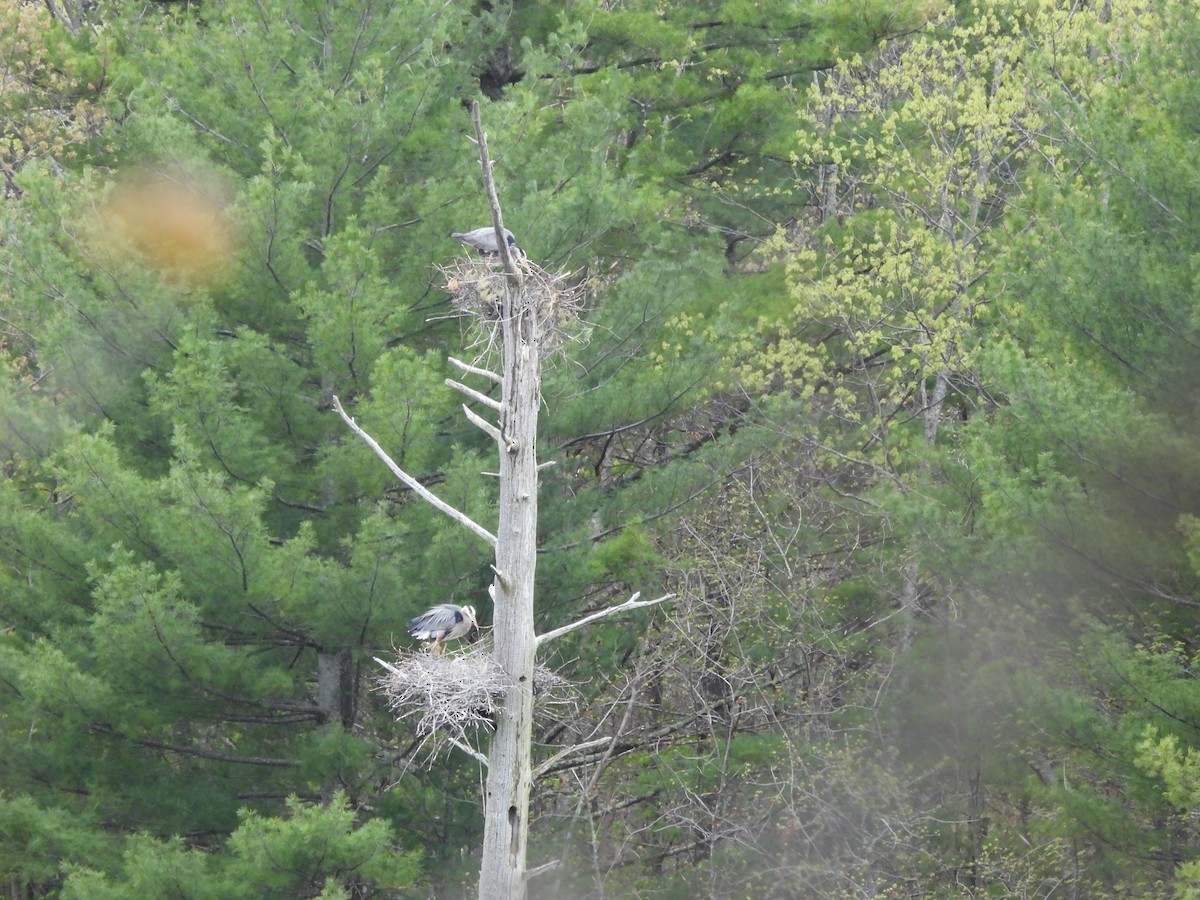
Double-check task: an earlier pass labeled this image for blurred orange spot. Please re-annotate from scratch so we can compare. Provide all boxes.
[92,170,234,286]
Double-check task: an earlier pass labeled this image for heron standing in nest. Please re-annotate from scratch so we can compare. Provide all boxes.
[407,604,480,654]
[450,226,520,257]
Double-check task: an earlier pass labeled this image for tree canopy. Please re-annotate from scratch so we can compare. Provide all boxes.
[4,0,1200,897]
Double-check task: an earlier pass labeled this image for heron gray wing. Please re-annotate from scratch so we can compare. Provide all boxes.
[406,603,464,638]
[451,227,516,255]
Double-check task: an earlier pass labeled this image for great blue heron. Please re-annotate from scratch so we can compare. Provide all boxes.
[407,603,479,653]
[450,226,519,256]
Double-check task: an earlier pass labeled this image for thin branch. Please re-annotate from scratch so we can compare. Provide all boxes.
[470,101,522,281]
[331,395,497,548]
[526,861,561,880]
[485,460,554,479]
[556,376,707,451]
[132,738,300,767]
[553,477,718,551]
[446,377,502,411]
[533,736,613,780]
[462,403,504,446]
[449,355,502,384]
[374,656,402,676]
[535,593,674,648]
[537,713,709,779]
[93,724,300,767]
[450,737,489,767]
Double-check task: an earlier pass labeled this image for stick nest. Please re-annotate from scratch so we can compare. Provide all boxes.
[375,640,572,743]
[440,256,587,356]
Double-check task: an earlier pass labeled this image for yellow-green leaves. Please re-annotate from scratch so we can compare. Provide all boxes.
[736,3,1071,461]
[0,0,104,197]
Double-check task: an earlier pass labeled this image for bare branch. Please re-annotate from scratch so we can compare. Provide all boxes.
[526,861,561,880]
[93,724,300,767]
[462,403,504,445]
[535,593,674,648]
[43,0,84,36]
[447,377,503,411]
[533,736,613,780]
[449,355,502,384]
[331,395,497,548]
[373,656,402,675]
[451,737,490,767]
[470,101,523,281]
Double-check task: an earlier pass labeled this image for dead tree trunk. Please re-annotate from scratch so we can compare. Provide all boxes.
[479,259,540,900]
[465,102,539,900]
[336,103,670,900]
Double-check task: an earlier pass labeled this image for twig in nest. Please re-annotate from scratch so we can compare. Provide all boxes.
[438,257,588,360]
[375,640,574,748]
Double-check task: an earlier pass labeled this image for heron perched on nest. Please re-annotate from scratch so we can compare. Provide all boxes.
[407,604,480,653]
[450,226,520,257]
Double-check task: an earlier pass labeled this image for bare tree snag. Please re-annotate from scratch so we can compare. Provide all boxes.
[342,103,661,900]
[474,100,540,899]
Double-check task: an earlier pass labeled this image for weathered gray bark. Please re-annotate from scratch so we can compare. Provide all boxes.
[470,102,539,900]
[316,647,354,728]
[478,280,540,900]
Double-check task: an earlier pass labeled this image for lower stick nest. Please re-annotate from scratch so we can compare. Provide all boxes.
[440,256,586,356]
[375,641,571,744]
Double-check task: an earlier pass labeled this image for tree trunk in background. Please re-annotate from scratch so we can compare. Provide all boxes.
[317,647,355,728]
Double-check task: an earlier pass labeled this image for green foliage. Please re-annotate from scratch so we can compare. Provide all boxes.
[585,522,660,583]
[0,0,105,190]
[0,794,114,892]
[6,0,1200,895]
[63,834,228,900]
[552,0,941,242]
[225,794,418,898]
[737,2,1047,466]
[60,794,419,899]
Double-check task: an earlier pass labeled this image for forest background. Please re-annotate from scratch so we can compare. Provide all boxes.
[3,0,1200,897]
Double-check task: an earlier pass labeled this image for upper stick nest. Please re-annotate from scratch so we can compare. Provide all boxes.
[375,640,571,743]
[440,256,586,356]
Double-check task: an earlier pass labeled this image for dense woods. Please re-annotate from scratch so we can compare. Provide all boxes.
[3,0,1200,896]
